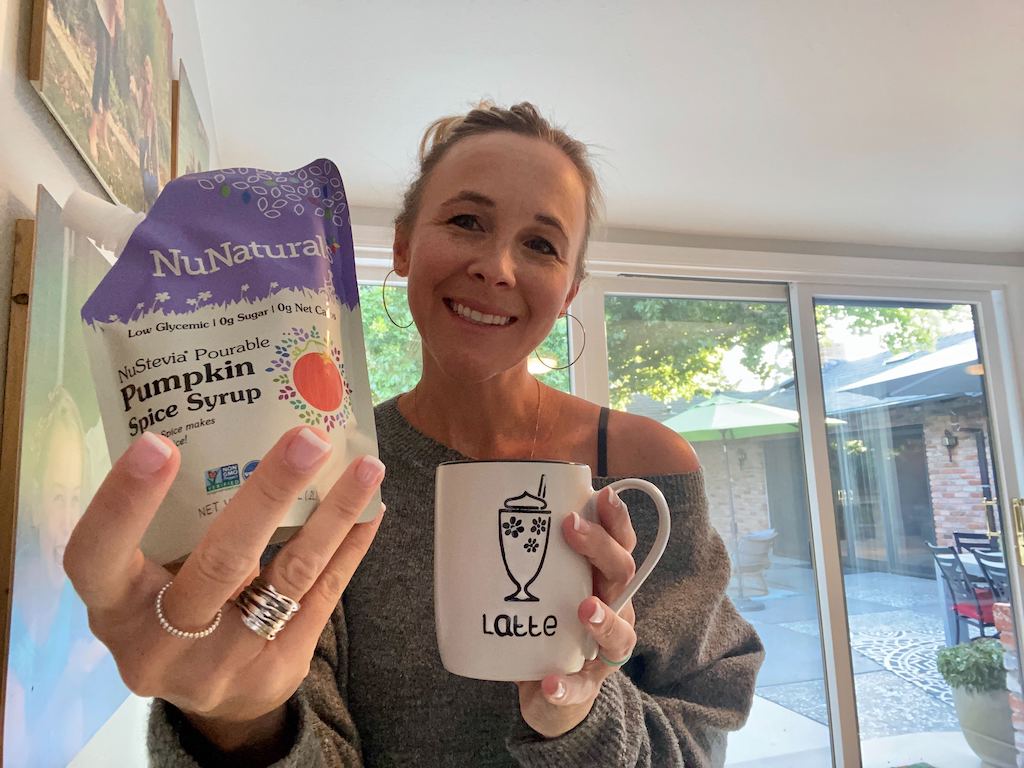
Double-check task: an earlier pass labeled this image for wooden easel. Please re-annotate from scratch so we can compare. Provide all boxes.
[0,218,37,735]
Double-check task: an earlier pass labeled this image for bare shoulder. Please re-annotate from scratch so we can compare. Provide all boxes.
[544,389,701,476]
[608,409,701,477]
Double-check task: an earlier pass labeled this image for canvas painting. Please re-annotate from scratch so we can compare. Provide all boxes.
[2,188,128,767]
[30,0,174,211]
[172,59,210,177]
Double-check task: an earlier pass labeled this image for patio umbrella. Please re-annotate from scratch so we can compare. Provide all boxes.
[662,393,809,442]
[837,337,983,401]
[663,394,842,610]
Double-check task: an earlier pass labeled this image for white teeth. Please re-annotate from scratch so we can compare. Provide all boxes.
[451,301,510,326]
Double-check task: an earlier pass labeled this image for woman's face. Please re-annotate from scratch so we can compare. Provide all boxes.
[395,132,587,382]
[33,425,84,585]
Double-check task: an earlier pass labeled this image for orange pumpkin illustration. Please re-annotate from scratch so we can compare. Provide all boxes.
[293,351,345,412]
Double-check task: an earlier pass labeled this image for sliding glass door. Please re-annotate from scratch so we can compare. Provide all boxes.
[575,276,1024,768]
[579,278,833,767]
[796,288,1024,768]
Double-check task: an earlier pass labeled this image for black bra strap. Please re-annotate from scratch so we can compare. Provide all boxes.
[597,407,610,477]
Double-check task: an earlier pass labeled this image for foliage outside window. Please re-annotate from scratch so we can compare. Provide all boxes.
[604,297,974,410]
[358,284,570,405]
[358,284,422,405]
[936,638,1006,694]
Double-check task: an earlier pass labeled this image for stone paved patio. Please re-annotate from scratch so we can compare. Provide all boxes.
[735,557,978,740]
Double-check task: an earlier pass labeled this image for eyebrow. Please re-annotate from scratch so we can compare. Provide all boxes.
[441,190,568,239]
[442,190,495,208]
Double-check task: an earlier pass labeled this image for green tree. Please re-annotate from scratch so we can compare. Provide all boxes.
[604,299,792,409]
[817,303,974,358]
[358,284,421,404]
[604,297,973,410]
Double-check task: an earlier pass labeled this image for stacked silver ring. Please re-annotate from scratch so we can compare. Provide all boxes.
[235,577,300,641]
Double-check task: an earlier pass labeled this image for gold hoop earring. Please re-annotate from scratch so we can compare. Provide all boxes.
[533,312,586,371]
[381,269,414,329]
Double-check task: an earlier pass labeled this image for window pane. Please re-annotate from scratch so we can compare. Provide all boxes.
[358,284,421,405]
[815,300,1016,766]
[603,294,831,766]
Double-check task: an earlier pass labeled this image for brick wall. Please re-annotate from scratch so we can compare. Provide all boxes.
[993,602,1024,766]
[927,406,993,547]
[870,398,993,545]
[692,438,772,544]
[689,395,994,555]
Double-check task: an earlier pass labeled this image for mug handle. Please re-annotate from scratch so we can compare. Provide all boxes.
[599,479,671,615]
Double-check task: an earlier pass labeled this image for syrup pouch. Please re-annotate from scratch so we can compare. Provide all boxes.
[79,159,379,566]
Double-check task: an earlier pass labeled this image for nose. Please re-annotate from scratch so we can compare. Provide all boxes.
[468,238,516,288]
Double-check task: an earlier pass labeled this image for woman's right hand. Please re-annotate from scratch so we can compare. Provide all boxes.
[63,427,384,752]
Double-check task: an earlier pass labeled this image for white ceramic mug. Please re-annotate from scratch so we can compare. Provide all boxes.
[434,460,671,682]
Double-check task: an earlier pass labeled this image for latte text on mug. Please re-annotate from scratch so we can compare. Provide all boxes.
[482,613,557,638]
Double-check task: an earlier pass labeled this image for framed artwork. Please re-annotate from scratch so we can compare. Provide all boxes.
[172,59,210,177]
[29,0,174,211]
[1,187,128,767]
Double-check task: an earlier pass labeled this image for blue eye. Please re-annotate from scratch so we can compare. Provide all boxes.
[525,237,557,257]
[449,214,482,231]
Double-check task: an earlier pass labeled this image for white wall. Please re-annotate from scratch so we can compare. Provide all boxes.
[0,0,217,764]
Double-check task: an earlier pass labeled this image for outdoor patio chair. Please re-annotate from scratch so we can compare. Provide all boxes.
[974,548,1011,603]
[953,530,998,554]
[928,542,997,643]
[734,529,778,597]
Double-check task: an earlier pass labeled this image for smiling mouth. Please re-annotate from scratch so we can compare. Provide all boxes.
[444,299,515,327]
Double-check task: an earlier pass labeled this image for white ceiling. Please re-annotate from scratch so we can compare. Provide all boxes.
[196,1,1024,254]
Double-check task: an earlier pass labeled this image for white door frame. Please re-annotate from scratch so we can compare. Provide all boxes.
[572,274,1023,768]
[583,274,859,765]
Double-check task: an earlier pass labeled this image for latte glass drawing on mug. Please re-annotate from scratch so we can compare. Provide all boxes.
[499,474,552,602]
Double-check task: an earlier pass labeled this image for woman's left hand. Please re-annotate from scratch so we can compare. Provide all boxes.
[516,486,638,738]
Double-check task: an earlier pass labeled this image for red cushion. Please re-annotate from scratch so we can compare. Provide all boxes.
[955,599,995,623]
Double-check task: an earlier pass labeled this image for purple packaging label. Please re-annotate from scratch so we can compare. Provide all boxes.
[78,158,380,564]
[82,159,359,326]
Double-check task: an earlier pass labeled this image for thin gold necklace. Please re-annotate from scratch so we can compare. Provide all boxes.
[411,378,543,460]
[529,377,543,460]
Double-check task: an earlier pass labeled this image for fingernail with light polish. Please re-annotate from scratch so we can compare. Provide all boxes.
[590,602,606,624]
[128,432,172,477]
[356,455,386,486]
[607,487,623,509]
[552,680,566,700]
[572,511,590,532]
[286,428,332,471]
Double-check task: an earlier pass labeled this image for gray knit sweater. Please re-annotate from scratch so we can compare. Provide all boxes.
[149,397,764,766]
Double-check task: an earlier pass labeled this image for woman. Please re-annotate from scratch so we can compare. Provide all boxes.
[64,103,764,767]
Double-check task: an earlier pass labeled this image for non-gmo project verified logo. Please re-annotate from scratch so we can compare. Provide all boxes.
[205,464,240,493]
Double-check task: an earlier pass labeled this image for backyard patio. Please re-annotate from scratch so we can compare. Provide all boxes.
[725,556,993,767]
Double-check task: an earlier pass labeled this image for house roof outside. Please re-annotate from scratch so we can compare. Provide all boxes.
[625,330,983,424]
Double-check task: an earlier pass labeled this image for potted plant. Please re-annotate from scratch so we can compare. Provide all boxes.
[936,638,1015,768]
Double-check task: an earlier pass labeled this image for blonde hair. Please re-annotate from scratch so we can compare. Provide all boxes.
[395,101,601,281]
